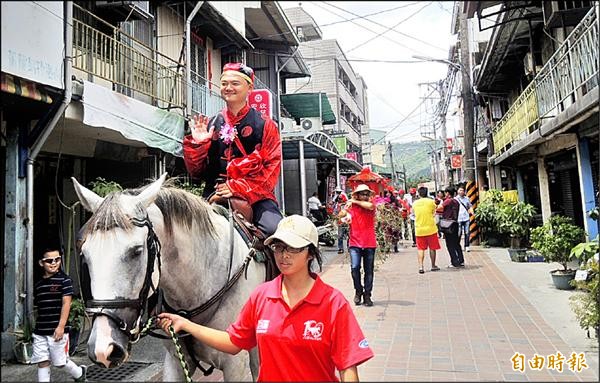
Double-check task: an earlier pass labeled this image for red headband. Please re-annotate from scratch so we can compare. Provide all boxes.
[221,63,254,85]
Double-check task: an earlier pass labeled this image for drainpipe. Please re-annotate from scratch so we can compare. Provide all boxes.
[276,46,300,214]
[186,1,204,118]
[26,1,73,326]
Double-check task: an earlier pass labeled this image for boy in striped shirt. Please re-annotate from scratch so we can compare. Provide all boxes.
[31,246,86,382]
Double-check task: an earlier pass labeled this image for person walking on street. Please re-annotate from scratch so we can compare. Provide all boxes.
[412,187,441,274]
[455,186,473,252]
[183,63,282,236]
[405,188,418,247]
[338,184,377,307]
[158,215,374,382]
[31,245,87,382]
[397,189,411,242]
[331,186,349,254]
[437,187,464,268]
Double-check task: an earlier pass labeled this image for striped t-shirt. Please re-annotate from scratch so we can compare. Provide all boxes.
[33,270,74,336]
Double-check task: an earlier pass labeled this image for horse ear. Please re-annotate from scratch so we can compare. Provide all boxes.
[136,172,168,207]
[72,177,104,213]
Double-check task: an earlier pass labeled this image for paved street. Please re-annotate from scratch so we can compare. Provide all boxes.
[2,243,598,382]
[323,243,599,381]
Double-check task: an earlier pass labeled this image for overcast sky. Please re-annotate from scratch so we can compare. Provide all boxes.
[280,1,459,143]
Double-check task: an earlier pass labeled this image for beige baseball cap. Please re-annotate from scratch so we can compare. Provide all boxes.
[265,215,318,248]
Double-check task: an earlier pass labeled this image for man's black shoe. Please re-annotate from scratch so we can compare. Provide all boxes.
[354,292,362,306]
[363,295,373,307]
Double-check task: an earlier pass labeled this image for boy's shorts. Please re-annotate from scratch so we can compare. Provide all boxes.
[30,333,70,365]
[416,233,441,250]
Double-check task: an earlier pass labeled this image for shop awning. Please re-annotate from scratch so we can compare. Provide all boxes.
[82,80,185,157]
[1,72,53,104]
[281,131,340,159]
[280,93,336,125]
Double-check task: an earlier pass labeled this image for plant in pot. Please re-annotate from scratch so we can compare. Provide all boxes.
[498,201,536,262]
[474,189,505,246]
[14,320,34,364]
[569,247,599,338]
[530,215,586,290]
[68,297,86,356]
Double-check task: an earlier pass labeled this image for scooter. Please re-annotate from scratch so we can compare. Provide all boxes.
[308,210,336,247]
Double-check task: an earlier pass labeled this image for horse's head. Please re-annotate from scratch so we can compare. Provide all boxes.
[72,173,167,368]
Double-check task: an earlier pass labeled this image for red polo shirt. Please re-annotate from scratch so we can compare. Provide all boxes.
[348,205,377,248]
[227,274,374,382]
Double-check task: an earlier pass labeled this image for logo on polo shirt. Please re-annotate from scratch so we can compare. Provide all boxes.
[358,339,369,348]
[302,320,324,341]
[257,319,270,334]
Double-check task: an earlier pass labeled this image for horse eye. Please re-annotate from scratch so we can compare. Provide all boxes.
[132,247,143,258]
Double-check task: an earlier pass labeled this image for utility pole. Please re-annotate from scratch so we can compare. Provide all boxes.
[388,141,397,186]
[459,7,475,182]
[403,164,407,191]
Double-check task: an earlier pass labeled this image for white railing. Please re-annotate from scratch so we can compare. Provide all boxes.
[190,72,224,117]
[536,6,598,119]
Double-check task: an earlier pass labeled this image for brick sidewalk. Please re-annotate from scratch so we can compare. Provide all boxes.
[321,243,599,382]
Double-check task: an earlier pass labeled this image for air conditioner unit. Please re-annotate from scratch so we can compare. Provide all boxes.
[542,1,593,28]
[299,117,322,133]
[280,118,297,132]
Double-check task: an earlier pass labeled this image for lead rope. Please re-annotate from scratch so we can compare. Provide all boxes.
[139,317,192,383]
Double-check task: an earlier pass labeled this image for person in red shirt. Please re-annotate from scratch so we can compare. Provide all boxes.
[182,63,282,235]
[338,184,377,307]
[158,215,374,382]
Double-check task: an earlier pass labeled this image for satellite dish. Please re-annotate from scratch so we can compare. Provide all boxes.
[301,119,313,130]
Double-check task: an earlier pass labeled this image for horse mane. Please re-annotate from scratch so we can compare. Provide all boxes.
[84,179,216,239]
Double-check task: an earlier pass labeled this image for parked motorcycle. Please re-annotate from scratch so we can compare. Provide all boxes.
[308,211,336,247]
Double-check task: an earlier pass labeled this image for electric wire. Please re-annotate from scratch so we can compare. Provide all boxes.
[320,2,421,27]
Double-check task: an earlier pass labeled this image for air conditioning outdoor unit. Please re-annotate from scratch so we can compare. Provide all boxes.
[280,118,297,132]
[300,117,322,133]
[542,1,593,28]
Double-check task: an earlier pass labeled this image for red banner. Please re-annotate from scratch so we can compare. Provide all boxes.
[447,137,454,151]
[249,89,273,119]
[451,154,462,169]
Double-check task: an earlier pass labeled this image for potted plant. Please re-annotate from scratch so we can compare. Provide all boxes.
[530,215,586,290]
[68,297,86,356]
[474,189,506,246]
[570,257,599,338]
[14,320,34,364]
[498,201,536,262]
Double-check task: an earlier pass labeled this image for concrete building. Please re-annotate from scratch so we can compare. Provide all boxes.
[1,0,307,360]
[283,6,371,165]
[457,1,599,238]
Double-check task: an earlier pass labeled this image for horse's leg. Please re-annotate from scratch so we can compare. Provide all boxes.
[249,347,259,382]
[162,345,197,382]
[221,352,253,381]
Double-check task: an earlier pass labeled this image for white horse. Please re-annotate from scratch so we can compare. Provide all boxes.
[72,173,264,381]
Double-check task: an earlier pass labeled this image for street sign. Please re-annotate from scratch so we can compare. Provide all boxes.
[447,137,454,151]
[345,152,358,161]
[249,89,272,119]
[451,154,462,169]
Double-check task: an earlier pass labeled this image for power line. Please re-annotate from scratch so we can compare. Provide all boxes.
[320,2,421,27]
[321,1,448,52]
[311,2,428,57]
[347,2,433,54]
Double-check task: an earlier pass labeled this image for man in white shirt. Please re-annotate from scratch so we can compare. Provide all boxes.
[455,187,473,252]
[308,192,326,224]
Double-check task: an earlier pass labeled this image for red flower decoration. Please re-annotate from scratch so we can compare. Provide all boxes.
[241,125,253,137]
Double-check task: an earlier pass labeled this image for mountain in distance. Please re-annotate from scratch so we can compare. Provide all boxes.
[391,141,431,180]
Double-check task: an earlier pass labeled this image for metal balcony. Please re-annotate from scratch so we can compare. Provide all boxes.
[492,5,598,155]
[72,4,185,110]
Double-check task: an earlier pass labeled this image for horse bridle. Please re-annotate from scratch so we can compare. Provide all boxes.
[83,216,162,342]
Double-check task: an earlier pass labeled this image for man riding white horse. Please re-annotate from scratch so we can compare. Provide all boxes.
[183,63,283,236]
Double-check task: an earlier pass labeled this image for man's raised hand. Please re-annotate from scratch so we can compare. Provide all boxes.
[190,114,213,142]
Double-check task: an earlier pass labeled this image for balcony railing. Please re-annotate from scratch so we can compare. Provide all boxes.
[190,74,225,117]
[492,5,598,155]
[72,4,185,110]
